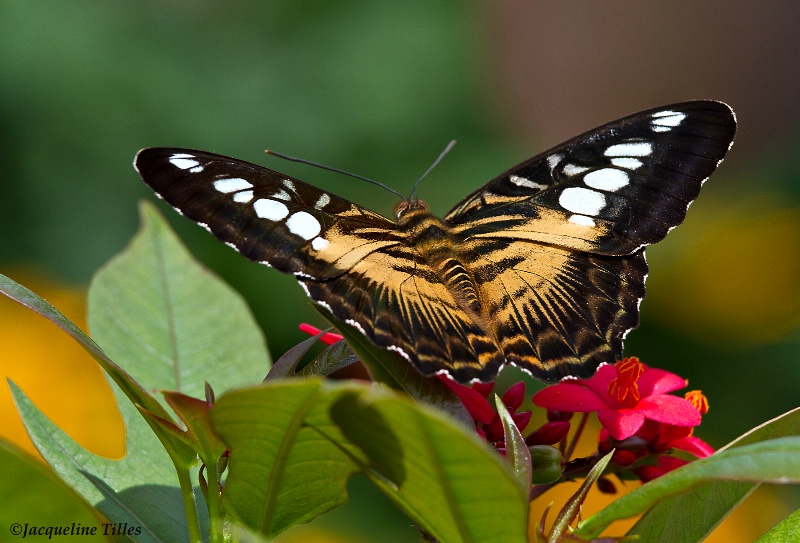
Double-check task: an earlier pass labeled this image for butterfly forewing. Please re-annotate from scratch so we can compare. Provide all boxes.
[134,100,736,383]
[448,101,736,255]
[135,148,402,280]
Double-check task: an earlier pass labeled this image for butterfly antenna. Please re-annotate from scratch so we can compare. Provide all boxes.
[265,149,405,200]
[408,140,457,201]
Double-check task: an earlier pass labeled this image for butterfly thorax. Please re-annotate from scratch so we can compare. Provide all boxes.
[396,199,483,316]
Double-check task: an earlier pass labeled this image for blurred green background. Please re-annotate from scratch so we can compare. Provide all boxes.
[2,2,799,541]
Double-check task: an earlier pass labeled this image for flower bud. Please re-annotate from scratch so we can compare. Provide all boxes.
[528,445,564,484]
[526,421,570,446]
[502,382,526,411]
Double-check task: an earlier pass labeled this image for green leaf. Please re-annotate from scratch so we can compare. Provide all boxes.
[3,202,273,543]
[0,438,113,542]
[11,381,185,543]
[159,392,227,462]
[754,506,800,542]
[299,339,360,378]
[211,379,365,538]
[266,332,322,379]
[623,406,800,542]
[314,303,473,427]
[331,386,529,543]
[548,451,612,543]
[89,201,270,397]
[496,395,532,495]
[2,269,194,542]
[576,437,800,539]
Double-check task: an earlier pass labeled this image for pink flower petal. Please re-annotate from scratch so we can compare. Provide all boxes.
[637,367,688,396]
[672,435,715,458]
[438,376,495,424]
[598,408,645,440]
[636,395,701,427]
[533,383,608,412]
[581,364,617,399]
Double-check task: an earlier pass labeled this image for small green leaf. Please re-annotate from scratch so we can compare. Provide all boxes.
[496,394,532,495]
[299,339,360,377]
[0,439,112,542]
[211,380,365,538]
[548,451,612,543]
[754,506,800,542]
[331,386,529,543]
[266,332,323,380]
[577,437,800,539]
[624,406,800,542]
[162,392,227,462]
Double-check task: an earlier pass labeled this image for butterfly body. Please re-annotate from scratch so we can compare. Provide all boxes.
[135,101,736,383]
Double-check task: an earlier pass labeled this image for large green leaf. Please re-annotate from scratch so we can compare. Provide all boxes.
[577,435,800,539]
[619,407,800,542]
[2,271,190,543]
[0,438,113,542]
[4,202,271,542]
[331,385,529,543]
[88,201,271,396]
[211,379,365,538]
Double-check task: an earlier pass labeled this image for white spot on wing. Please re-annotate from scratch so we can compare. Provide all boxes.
[271,189,292,201]
[509,175,548,190]
[558,187,606,216]
[282,179,296,192]
[213,177,253,193]
[169,156,201,170]
[568,214,595,227]
[563,163,589,177]
[254,199,289,220]
[311,236,329,251]
[610,157,643,170]
[604,142,653,157]
[233,190,254,203]
[650,111,686,132]
[286,211,321,240]
[314,193,331,209]
[546,154,562,172]
[583,168,629,191]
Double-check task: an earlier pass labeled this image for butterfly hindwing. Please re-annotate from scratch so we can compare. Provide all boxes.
[134,100,736,383]
[465,237,648,379]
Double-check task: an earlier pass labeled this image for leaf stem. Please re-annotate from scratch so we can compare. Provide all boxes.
[176,467,203,543]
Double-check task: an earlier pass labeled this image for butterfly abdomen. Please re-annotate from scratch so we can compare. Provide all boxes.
[398,202,483,315]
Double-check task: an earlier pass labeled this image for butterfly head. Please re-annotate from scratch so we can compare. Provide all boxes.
[394,199,430,223]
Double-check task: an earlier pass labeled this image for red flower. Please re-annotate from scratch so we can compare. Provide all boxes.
[438,377,536,449]
[532,358,702,440]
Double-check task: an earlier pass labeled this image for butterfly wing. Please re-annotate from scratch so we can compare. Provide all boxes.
[444,101,736,380]
[448,101,737,255]
[135,148,503,382]
[135,148,403,280]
